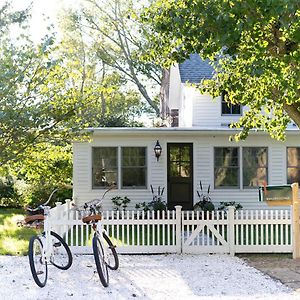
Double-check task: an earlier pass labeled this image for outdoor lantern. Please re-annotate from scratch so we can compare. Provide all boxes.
[154,140,162,161]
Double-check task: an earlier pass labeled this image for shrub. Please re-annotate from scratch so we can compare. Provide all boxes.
[193,181,215,212]
[111,196,131,211]
[136,185,167,212]
[0,176,22,208]
[218,201,243,211]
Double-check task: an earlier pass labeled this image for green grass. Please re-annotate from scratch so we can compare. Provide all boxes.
[67,224,175,247]
[0,208,37,255]
[235,224,291,245]
[107,224,175,246]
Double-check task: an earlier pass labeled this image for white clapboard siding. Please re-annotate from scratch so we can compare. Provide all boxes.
[73,132,300,210]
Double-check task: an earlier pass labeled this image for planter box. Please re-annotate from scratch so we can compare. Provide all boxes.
[259,185,292,206]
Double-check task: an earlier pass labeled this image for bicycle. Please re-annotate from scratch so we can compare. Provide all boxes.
[73,198,119,287]
[24,189,73,287]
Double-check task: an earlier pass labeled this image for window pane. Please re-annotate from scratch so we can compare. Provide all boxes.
[181,147,190,161]
[243,167,267,187]
[221,92,241,115]
[288,168,300,184]
[287,148,300,167]
[214,167,239,187]
[122,147,147,188]
[222,103,231,115]
[122,147,146,166]
[214,147,239,188]
[170,147,180,161]
[215,148,238,167]
[287,147,300,184]
[92,147,117,188]
[243,147,267,187]
[231,104,241,114]
[170,161,180,177]
[122,167,146,188]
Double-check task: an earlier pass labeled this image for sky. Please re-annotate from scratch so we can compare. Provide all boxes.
[8,0,81,42]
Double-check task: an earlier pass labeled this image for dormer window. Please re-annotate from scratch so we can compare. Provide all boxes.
[221,92,241,115]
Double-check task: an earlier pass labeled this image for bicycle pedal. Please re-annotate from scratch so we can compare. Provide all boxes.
[53,242,61,247]
[36,271,45,275]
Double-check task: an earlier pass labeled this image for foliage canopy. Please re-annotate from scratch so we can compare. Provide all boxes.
[142,0,300,140]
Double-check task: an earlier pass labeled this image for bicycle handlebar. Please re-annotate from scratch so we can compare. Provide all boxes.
[26,188,59,212]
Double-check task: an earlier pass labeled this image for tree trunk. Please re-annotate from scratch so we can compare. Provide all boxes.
[160,68,170,120]
[283,103,300,128]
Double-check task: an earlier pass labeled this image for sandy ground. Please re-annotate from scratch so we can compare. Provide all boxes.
[0,254,299,300]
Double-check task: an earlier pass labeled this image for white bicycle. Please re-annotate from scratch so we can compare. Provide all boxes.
[73,198,119,287]
[25,189,73,287]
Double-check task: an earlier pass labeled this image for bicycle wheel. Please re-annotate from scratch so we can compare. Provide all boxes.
[103,232,119,270]
[92,233,109,287]
[28,236,48,288]
[49,231,73,270]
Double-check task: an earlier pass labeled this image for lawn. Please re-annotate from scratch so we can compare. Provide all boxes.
[0,208,36,255]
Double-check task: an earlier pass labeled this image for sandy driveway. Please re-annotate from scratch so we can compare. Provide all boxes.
[0,254,299,300]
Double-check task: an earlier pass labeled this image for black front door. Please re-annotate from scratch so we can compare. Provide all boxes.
[167,143,193,210]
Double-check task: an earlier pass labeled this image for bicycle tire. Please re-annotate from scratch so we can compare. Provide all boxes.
[28,236,48,288]
[48,231,73,270]
[93,233,109,287]
[103,232,119,270]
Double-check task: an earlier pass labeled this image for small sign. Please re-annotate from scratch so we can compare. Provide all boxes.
[259,185,292,206]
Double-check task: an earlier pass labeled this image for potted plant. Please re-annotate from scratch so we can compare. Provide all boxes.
[193,181,215,218]
[135,185,166,218]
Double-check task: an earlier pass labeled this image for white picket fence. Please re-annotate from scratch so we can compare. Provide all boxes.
[50,200,293,255]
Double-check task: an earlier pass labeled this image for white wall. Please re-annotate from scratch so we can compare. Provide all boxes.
[73,131,299,210]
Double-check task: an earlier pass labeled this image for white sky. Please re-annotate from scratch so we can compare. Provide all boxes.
[8,0,81,42]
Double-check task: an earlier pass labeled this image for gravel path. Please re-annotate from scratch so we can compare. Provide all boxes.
[0,254,298,300]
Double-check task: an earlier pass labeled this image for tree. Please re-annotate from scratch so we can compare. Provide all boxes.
[0,2,144,167]
[64,0,163,116]
[58,14,145,127]
[141,0,300,140]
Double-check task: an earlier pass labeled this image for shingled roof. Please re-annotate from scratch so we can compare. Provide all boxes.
[178,54,214,83]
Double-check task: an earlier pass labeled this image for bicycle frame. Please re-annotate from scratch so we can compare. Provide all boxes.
[40,206,54,263]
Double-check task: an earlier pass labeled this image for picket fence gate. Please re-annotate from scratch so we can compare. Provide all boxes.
[50,200,293,255]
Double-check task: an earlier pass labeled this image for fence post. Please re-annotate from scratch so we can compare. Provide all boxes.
[228,206,235,256]
[54,202,62,235]
[175,205,182,254]
[291,183,300,259]
[65,199,71,220]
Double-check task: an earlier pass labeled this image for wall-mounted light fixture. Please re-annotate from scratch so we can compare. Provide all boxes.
[154,140,162,161]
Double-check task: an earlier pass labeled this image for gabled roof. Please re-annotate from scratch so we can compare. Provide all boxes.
[178,54,214,83]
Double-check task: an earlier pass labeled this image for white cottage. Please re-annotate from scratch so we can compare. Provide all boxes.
[73,54,300,210]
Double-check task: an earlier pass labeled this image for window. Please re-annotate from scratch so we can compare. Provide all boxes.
[92,146,147,189]
[243,147,268,188]
[121,147,147,188]
[214,147,239,188]
[221,92,241,115]
[92,147,118,188]
[287,147,300,184]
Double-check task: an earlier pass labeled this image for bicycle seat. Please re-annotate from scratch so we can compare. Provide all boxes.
[24,214,45,224]
[82,214,102,224]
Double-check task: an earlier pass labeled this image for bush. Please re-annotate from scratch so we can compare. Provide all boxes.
[193,181,215,212]
[111,196,131,211]
[135,197,167,212]
[218,201,243,211]
[24,184,72,208]
[0,176,22,208]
